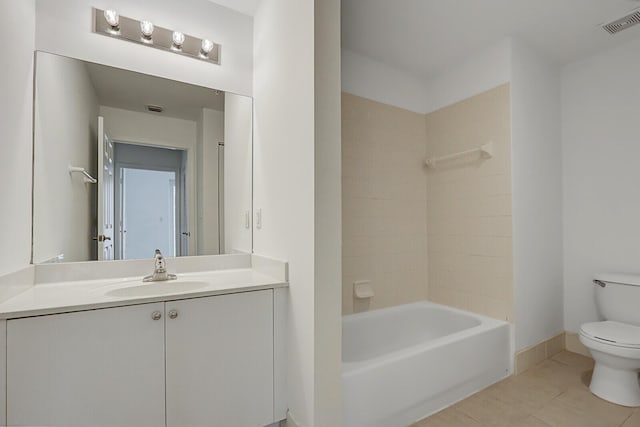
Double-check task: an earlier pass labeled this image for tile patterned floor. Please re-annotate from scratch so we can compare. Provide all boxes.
[412,351,640,427]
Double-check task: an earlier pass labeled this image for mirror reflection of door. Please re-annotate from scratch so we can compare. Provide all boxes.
[179,153,189,255]
[97,116,115,260]
[113,142,187,260]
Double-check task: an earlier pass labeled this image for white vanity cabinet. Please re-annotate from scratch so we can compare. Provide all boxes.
[5,289,279,427]
[7,302,167,427]
[165,290,274,427]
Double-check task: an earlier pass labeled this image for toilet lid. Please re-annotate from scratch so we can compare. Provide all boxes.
[580,321,640,348]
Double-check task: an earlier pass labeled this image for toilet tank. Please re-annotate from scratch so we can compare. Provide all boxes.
[594,274,640,326]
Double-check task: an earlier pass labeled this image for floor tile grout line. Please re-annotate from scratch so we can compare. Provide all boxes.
[619,411,634,426]
[530,415,553,427]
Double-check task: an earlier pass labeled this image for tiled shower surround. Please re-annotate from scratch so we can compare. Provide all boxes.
[342,93,428,315]
[342,84,513,321]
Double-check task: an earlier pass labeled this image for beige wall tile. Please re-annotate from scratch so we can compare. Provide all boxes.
[342,86,514,319]
[341,279,353,315]
[425,84,513,322]
[342,93,428,314]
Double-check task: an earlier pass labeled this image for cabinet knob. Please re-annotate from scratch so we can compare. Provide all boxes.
[151,311,162,321]
[168,309,178,319]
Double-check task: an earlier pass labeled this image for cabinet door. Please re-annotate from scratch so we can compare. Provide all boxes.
[166,290,274,427]
[7,303,165,427]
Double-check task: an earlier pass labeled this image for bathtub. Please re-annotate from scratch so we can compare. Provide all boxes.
[342,301,511,427]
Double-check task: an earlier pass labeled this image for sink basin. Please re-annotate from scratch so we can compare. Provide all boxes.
[106,281,208,298]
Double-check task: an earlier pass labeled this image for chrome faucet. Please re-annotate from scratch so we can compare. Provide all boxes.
[143,249,177,282]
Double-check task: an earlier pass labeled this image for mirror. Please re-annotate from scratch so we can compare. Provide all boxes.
[32,51,252,263]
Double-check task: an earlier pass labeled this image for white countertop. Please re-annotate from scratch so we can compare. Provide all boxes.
[0,268,287,319]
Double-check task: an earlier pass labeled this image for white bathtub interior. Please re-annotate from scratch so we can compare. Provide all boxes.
[343,304,481,364]
[342,301,511,427]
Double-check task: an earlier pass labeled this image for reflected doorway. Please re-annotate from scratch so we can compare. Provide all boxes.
[114,143,187,260]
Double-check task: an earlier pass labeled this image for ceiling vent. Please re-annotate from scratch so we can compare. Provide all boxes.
[146,104,164,113]
[602,9,640,34]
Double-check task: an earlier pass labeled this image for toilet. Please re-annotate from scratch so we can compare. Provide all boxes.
[579,274,640,407]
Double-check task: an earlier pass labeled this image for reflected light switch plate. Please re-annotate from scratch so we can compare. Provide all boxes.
[255,209,262,230]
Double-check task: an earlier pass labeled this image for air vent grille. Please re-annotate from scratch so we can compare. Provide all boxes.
[146,104,164,113]
[602,9,640,34]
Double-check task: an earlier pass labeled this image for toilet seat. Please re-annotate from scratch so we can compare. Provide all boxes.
[580,321,640,349]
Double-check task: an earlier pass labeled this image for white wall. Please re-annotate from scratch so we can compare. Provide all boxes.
[562,38,640,333]
[224,94,253,254]
[423,38,512,114]
[32,53,99,264]
[510,39,563,351]
[253,0,316,424]
[196,109,224,255]
[314,0,342,424]
[254,1,342,423]
[341,49,428,114]
[0,0,35,275]
[35,0,253,96]
[99,106,199,255]
[342,38,512,115]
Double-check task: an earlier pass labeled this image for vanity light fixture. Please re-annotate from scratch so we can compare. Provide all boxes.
[92,8,220,65]
[140,20,154,43]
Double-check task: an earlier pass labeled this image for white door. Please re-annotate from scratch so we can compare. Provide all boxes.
[97,116,114,260]
[217,143,225,253]
[165,290,274,427]
[120,167,177,259]
[179,151,189,255]
[7,303,166,427]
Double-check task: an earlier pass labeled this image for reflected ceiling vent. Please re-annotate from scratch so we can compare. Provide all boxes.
[602,9,640,34]
[146,104,164,113]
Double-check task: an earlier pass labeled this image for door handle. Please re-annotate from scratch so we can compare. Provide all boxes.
[92,235,112,242]
[181,232,191,237]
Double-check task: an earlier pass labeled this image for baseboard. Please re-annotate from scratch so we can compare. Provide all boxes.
[515,331,594,375]
[565,332,591,357]
[514,333,565,375]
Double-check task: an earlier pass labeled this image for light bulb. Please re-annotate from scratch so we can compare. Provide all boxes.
[104,9,119,27]
[172,31,185,49]
[104,9,119,28]
[200,38,214,56]
[140,20,154,40]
